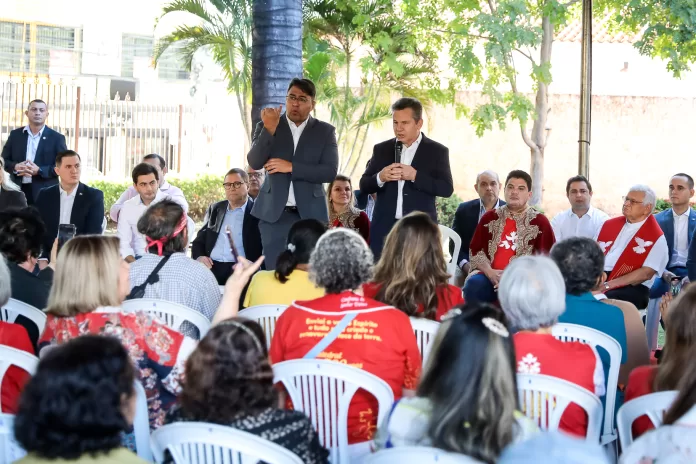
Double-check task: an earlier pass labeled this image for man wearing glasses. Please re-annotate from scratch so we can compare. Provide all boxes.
[245,166,266,200]
[593,185,669,309]
[247,78,338,269]
[192,168,263,284]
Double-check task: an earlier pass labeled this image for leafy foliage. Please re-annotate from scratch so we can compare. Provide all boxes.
[436,194,464,228]
[654,199,696,213]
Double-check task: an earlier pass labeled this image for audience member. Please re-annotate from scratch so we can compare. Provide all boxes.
[451,170,505,276]
[0,255,34,414]
[550,176,608,242]
[374,303,537,461]
[624,284,696,439]
[364,212,463,321]
[192,168,262,285]
[244,219,325,307]
[270,228,421,452]
[595,185,668,309]
[38,235,196,429]
[1,99,67,204]
[327,174,370,242]
[35,150,104,262]
[13,335,147,464]
[688,227,696,283]
[499,256,604,438]
[110,154,188,221]
[650,173,696,299]
[246,165,266,200]
[465,170,555,304]
[0,156,27,211]
[129,201,221,338]
[165,318,328,463]
[498,431,610,464]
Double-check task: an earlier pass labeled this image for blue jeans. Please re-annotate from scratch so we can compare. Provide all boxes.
[649,266,688,299]
[463,273,498,304]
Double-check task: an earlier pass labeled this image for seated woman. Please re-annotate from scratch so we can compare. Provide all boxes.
[166,317,328,463]
[498,256,605,438]
[14,335,146,463]
[270,228,421,451]
[326,175,370,243]
[374,303,537,462]
[244,219,326,307]
[363,212,463,321]
[624,284,696,438]
[0,157,27,212]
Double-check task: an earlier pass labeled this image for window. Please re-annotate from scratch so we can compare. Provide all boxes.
[156,43,190,80]
[0,21,81,75]
[0,21,26,72]
[121,34,153,78]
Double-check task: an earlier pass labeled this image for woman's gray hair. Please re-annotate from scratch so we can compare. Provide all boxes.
[309,228,373,294]
[0,158,21,192]
[0,254,11,306]
[628,184,657,213]
[498,256,566,331]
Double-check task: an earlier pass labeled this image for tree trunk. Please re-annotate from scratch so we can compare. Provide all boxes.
[251,0,303,133]
[529,146,544,206]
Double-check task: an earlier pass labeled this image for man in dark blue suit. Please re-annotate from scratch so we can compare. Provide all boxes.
[35,150,104,263]
[1,99,68,204]
[451,170,505,278]
[651,173,696,298]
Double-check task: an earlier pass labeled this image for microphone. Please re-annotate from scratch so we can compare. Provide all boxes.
[394,140,403,164]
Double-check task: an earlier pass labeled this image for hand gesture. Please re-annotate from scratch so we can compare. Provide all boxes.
[261,105,283,136]
[264,158,292,174]
[197,256,213,269]
[378,163,402,183]
[224,256,265,297]
[397,163,417,181]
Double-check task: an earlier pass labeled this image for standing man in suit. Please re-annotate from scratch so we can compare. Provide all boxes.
[192,168,263,284]
[1,99,67,204]
[651,173,696,298]
[359,97,454,260]
[451,170,505,278]
[247,78,338,270]
[35,150,105,263]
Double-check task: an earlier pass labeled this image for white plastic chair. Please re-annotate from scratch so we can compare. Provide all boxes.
[0,345,38,413]
[552,323,622,446]
[273,359,395,464]
[439,225,462,285]
[616,390,678,449]
[132,381,153,461]
[366,446,483,463]
[238,304,288,349]
[517,373,603,442]
[409,317,440,366]
[0,414,26,462]
[1,298,47,335]
[121,299,211,339]
[150,422,303,464]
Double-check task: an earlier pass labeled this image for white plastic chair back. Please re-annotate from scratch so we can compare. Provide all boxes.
[409,317,440,366]
[0,345,38,413]
[366,446,483,463]
[132,381,153,461]
[1,298,46,335]
[238,305,288,349]
[121,299,211,339]
[552,323,622,445]
[517,373,603,442]
[150,422,303,464]
[0,414,26,462]
[616,390,678,449]
[439,225,462,285]
[273,359,395,464]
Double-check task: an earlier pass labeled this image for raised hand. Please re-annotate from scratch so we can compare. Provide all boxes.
[261,105,283,135]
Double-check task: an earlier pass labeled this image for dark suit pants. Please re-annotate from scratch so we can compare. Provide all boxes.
[258,208,301,271]
[21,184,34,205]
[463,273,498,304]
[605,285,650,310]
[211,261,235,285]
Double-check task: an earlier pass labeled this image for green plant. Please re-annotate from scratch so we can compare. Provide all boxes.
[436,194,463,228]
[654,199,696,213]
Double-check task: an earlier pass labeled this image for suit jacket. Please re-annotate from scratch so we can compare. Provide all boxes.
[35,182,105,259]
[359,134,453,258]
[0,188,27,212]
[247,116,338,223]
[655,208,696,267]
[1,126,68,202]
[354,190,369,210]
[451,198,506,265]
[191,199,263,263]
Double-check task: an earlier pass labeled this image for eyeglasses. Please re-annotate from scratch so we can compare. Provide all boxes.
[622,196,644,206]
[286,95,311,104]
[247,172,263,179]
[223,181,246,190]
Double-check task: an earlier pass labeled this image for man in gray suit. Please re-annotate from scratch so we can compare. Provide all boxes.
[247,78,338,269]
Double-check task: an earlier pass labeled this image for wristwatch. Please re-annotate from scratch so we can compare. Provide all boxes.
[604,282,610,292]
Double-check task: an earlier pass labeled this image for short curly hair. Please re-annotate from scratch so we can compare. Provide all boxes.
[309,228,373,293]
[14,335,135,459]
[0,208,46,263]
[550,237,605,296]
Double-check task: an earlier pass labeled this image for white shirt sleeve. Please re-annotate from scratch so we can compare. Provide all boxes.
[166,186,189,213]
[109,186,136,222]
[589,345,606,398]
[117,206,135,258]
[644,234,669,275]
[550,212,563,242]
[376,172,385,188]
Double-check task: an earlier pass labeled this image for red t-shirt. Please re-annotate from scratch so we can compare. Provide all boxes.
[0,321,34,414]
[269,291,421,444]
[624,365,659,439]
[362,282,464,322]
[491,218,518,270]
[514,332,605,438]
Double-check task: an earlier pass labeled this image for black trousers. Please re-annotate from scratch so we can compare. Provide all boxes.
[605,284,650,309]
[21,183,34,205]
[211,260,249,308]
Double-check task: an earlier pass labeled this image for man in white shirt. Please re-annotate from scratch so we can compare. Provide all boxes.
[594,185,669,309]
[551,175,609,242]
[109,153,188,222]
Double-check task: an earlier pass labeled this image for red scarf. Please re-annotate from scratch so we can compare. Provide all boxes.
[596,215,663,280]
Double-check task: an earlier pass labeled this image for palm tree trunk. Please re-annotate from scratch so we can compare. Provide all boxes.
[251,0,303,131]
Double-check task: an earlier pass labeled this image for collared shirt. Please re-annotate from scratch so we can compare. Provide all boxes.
[21,125,45,184]
[58,183,77,225]
[286,114,309,207]
[109,180,188,222]
[671,208,690,267]
[210,198,248,262]
[116,189,169,258]
[599,218,669,288]
[376,132,423,219]
[551,206,609,242]
[479,198,501,221]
